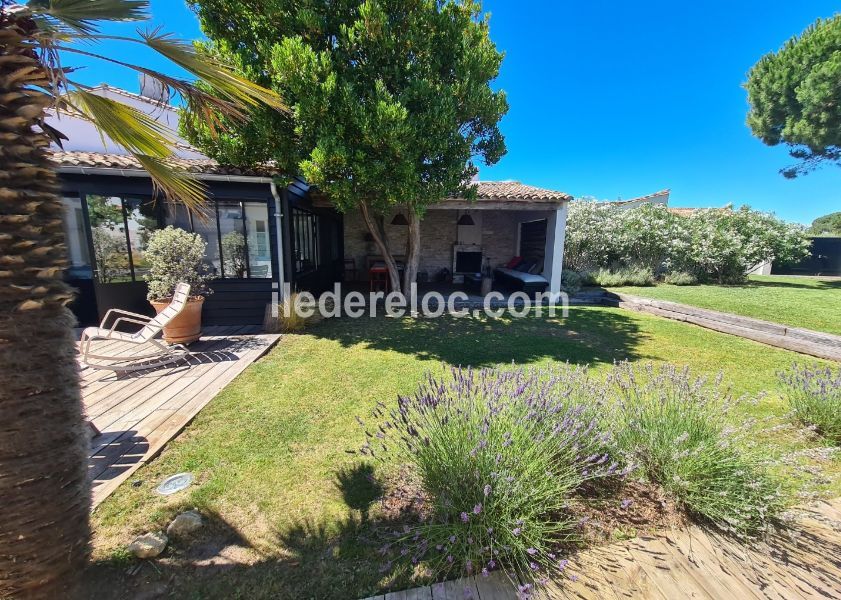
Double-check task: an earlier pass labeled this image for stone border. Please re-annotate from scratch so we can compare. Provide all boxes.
[597,291,841,362]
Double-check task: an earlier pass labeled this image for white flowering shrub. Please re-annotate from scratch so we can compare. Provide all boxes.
[565,201,810,284]
[145,226,212,301]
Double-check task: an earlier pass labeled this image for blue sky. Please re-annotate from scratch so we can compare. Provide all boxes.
[70,1,841,225]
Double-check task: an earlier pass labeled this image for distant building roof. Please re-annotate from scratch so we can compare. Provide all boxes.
[604,189,670,207]
[667,207,700,217]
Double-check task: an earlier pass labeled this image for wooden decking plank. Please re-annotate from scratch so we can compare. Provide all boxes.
[405,586,433,600]
[89,334,278,506]
[85,332,241,425]
[88,337,268,483]
[430,582,447,600]
[624,535,712,599]
[545,550,623,600]
[87,333,251,456]
[651,534,751,600]
[82,325,244,392]
[384,590,408,600]
[81,327,242,402]
[473,571,517,600]
[442,578,477,600]
[670,530,787,600]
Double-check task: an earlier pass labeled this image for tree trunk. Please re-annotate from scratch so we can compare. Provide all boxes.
[0,15,90,599]
[403,209,421,294]
[359,201,401,292]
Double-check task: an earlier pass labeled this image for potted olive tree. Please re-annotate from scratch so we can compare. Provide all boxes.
[145,226,212,344]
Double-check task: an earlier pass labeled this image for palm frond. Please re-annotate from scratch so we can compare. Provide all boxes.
[67,89,175,156]
[140,28,287,112]
[28,0,149,34]
[135,155,208,212]
[57,43,271,125]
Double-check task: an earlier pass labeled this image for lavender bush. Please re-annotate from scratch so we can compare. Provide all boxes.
[780,364,841,444]
[607,363,783,539]
[359,365,622,596]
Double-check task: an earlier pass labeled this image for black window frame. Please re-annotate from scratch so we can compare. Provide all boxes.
[165,198,273,280]
[84,193,161,284]
[291,206,320,277]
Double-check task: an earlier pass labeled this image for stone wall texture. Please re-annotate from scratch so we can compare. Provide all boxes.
[343,207,554,280]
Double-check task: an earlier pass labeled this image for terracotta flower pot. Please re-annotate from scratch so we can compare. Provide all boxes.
[150,296,205,344]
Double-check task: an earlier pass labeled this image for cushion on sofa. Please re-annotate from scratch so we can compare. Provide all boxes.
[494,267,549,285]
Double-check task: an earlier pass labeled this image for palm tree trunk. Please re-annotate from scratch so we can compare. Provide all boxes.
[0,13,90,598]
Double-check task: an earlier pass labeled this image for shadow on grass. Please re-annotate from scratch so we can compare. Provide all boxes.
[746,278,841,291]
[79,463,419,600]
[308,308,647,367]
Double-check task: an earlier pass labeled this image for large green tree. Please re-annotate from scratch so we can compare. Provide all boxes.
[746,15,841,178]
[0,1,282,596]
[183,0,508,292]
[809,211,841,236]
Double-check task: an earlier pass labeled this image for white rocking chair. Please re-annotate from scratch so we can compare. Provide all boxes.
[80,283,193,372]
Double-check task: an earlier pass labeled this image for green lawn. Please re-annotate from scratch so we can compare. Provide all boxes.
[609,274,841,335]
[85,307,839,599]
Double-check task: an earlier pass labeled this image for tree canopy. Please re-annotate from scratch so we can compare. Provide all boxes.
[183,0,508,290]
[746,16,841,178]
[809,211,841,236]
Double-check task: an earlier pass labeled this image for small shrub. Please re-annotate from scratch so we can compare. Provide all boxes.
[780,364,841,444]
[264,292,321,333]
[607,363,783,539]
[360,365,622,594]
[593,264,655,287]
[662,270,698,285]
[145,226,211,301]
[560,269,583,294]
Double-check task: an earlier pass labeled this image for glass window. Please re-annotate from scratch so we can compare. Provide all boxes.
[61,197,92,279]
[123,198,160,281]
[163,199,274,280]
[292,207,319,276]
[218,202,247,278]
[244,202,272,278]
[191,211,222,279]
[87,195,131,283]
[164,202,192,232]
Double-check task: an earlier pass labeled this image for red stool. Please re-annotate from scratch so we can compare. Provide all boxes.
[369,266,388,292]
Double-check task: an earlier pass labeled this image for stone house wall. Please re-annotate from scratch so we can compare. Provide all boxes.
[343,206,554,280]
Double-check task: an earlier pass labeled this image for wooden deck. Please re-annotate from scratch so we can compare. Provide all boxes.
[79,325,280,508]
[366,499,841,599]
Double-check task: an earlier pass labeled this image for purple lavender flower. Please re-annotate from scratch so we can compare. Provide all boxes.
[512,527,521,536]
[558,559,569,570]
[530,562,539,571]
[449,535,456,543]
[620,498,633,509]
[473,503,483,515]
[460,512,469,523]
[484,484,492,497]
[526,547,537,555]
[447,555,454,563]
[487,527,494,534]
[481,568,489,578]
[466,560,473,573]
[488,559,496,569]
